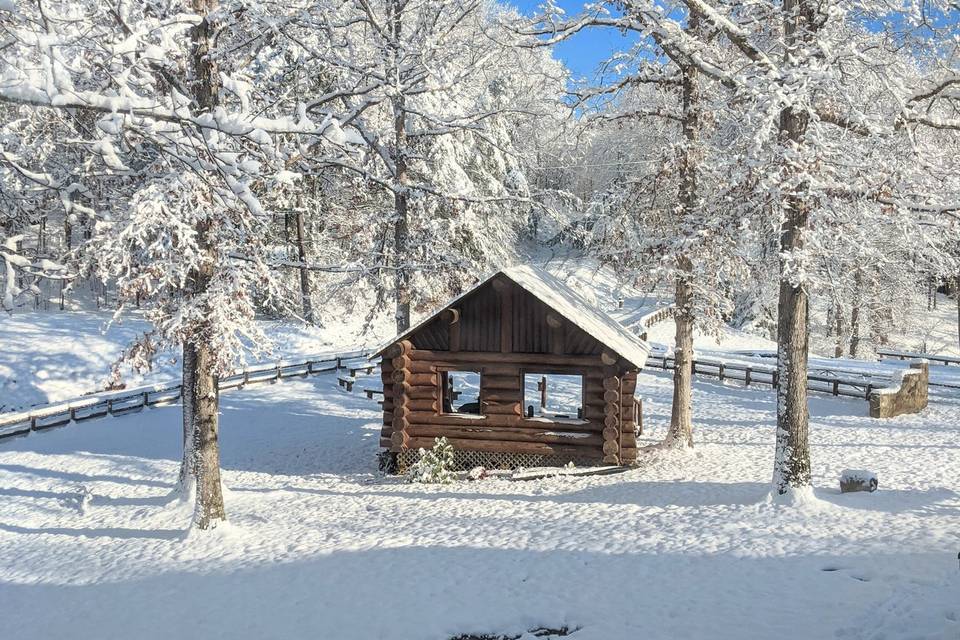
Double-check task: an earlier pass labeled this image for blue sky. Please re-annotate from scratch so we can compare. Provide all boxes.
[508,0,638,80]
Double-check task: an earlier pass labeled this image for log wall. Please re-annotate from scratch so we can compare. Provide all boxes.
[379,348,639,465]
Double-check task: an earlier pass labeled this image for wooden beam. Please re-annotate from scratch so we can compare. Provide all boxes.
[409,349,603,368]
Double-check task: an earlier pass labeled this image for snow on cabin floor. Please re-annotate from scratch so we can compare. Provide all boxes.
[0,370,958,640]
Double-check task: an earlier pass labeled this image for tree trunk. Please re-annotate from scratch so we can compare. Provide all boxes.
[190,338,225,528]
[293,207,315,324]
[849,270,862,358]
[662,21,700,449]
[182,0,226,529]
[666,262,695,448]
[833,301,844,358]
[956,274,959,350]
[390,0,411,334]
[177,343,196,496]
[772,0,815,496]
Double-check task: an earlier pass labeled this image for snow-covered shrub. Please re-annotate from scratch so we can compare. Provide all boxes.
[406,437,456,484]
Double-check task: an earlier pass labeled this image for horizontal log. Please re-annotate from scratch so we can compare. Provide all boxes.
[405,373,437,386]
[393,405,410,418]
[393,381,411,397]
[583,381,605,395]
[583,404,607,422]
[483,390,522,403]
[480,364,521,376]
[407,398,439,412]
[379,437,393,449]
[406,424,603,447]
[381,372,394,385]
[406,386,438,400]
[602,440,620,455]
[406,411,604,432]
[604,390,620,403]
[392,355,411,370]
[383,340,413,359]
[620,375,637,394]
[483,375,521,390]
[603,377,620,392]
[604,414,618,429]
[402,436,603,458]
[408,360,436,374]
[380,361,394,374]
[391,430,410,448]
[602,454,620,465]
[382,407,394,420]
[602,426,618,441]
[621,433,637,449]
[393,416,410,431]
[482,401,521,416]
[409,349,605,368]
[392,369,409,384]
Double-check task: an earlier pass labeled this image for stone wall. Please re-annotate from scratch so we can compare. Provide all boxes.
[869,360,929,419]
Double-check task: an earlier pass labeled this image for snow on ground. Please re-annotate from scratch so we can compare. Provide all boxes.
[0,311,389,413]
[643,314,960,393]
[0,368,957,640]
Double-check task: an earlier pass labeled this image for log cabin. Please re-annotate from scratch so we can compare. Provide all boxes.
[375,265,651,472]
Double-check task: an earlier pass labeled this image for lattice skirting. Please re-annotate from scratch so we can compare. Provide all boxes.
[394,448,602,474]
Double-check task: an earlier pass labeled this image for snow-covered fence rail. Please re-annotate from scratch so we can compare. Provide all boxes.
[0,348,373,440]
[876,348,960,367]
[644,354,892,400]
[638,305,675,340]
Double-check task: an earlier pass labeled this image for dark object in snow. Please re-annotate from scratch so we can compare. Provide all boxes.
[511,465,631,481]
[449,625,579,639]
[840,469,878,493]
[374,265,650,473]
[377,451,398,475]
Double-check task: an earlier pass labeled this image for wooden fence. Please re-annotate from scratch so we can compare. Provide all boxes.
[644,354,891,400]
[0,349,373,440]
[876,347,960,367]
[638,305,675,341]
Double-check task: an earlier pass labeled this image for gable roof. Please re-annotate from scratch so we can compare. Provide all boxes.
[375,264,651,369]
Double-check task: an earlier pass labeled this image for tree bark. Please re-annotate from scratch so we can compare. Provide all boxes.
[177,343,196,496]
[389,0,411,334]
[293,207,315,324]
[833,301,844,358]
[662,16,700,449]
[190,337,225,528]
[666,262,695,448]
[849,270,862,358]
[772,0,815,496]
[181,0,226,529]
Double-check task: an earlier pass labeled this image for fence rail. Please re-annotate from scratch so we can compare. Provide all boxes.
[0,348,373,440]
[644,354,891,400]
[876,347,960,367]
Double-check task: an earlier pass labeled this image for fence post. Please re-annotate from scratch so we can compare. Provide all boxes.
[832,380,839,396]
[772,370,779,388]
[744,368,751,387]
[719,363,725,380]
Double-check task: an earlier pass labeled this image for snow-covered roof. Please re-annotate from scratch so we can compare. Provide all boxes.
[375,264,651,369]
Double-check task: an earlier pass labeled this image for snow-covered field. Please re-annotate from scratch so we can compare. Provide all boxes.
[1,366,957,639]
[0,311,389,413]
